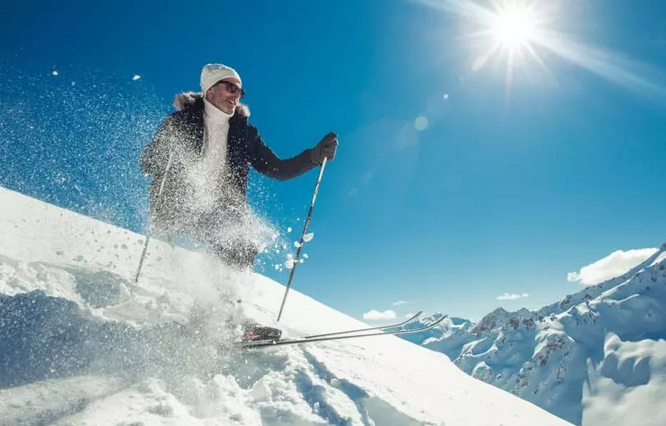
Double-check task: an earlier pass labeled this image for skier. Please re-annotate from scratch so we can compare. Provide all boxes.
[140,63,338,269]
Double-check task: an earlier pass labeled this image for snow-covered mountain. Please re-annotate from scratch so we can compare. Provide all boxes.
[0,186,571,426]
[399,313,476,361]
[402,243,666,426]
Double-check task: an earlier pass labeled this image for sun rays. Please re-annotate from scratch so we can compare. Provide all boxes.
[469,0,548,87]
[412,0,666,100]
[489,4,537,50]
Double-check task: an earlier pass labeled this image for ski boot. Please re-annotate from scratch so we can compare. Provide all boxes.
[241,323,282,342]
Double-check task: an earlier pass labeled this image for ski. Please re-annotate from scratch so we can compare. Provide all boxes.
[303,310,424,339]
[236,311,423,346]
[238,314,445,349]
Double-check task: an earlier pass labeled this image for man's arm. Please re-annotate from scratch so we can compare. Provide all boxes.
[249,127,337,181]
[248,127,316,181]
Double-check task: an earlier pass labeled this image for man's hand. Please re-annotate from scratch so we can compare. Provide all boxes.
[310,132,338,165]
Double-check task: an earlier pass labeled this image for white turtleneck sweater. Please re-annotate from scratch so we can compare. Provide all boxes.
[198,99,234,188]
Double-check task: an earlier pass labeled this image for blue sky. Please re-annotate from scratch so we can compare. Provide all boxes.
[1,0,665,321]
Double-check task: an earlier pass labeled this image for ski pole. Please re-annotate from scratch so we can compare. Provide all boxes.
[134,149,175,284]
[277,157,327,322]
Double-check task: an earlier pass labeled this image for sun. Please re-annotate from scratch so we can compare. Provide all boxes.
[490,7,537,50]
[467,0,547,85]
[419,0,663,100]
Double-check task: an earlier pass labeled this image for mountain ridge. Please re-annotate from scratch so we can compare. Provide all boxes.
[402,242,666,425]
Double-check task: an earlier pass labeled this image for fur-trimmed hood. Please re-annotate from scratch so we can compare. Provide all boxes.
[172,92,250,118]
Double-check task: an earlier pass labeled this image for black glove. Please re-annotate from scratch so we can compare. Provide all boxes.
[310,132,338,165]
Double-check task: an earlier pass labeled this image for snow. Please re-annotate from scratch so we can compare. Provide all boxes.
[402,245,666,426]
[0,186,571,426]
[583,334,666,426]
[285,253,296,269]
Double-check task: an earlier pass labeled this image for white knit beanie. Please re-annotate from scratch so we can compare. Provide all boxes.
[200,63,242,95]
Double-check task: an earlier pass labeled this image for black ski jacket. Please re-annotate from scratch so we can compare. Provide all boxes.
[140,93,316,213]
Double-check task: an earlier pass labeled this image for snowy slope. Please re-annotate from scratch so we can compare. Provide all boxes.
[403,244,666,426]
[0,186,571,426]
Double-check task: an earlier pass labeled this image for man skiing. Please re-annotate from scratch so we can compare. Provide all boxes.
[141,63,338,269]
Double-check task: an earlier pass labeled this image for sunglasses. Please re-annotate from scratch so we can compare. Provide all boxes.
[217,80,246,98]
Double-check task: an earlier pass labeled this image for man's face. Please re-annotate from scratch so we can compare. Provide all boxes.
[205,78,243,114]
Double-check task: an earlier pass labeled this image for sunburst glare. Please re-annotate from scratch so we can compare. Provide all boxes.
[413,0,666,100]
[490,4,537,50]
[469,0,548,87]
